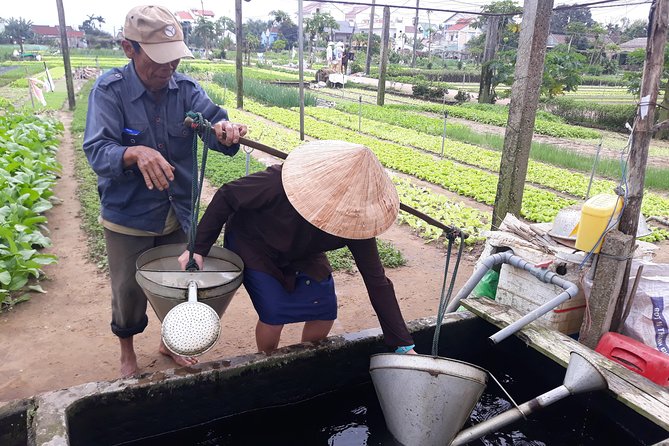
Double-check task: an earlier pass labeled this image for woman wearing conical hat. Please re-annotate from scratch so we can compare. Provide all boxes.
[179,140,416,355]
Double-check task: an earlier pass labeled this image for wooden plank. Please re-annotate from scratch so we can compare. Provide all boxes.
[462,297,669,431]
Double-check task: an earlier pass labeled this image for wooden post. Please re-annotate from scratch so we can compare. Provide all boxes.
[298,0,305,140]
[478,15,501,104]
[235,0,243,110]
[365,0,376,76]
[578,231,635,349]
[491,0,553,230]
[411,0,419,68]
[26,68,35,109]
[55,0,75,110]
[377,6,390,106]
[612,0,669,327]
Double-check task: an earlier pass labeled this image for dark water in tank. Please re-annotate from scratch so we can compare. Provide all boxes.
[120,377,639,446]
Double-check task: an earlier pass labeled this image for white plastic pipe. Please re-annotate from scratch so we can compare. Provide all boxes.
[444,251,579,344]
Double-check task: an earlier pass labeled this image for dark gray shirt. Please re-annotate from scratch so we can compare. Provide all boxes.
[83,61,238,234]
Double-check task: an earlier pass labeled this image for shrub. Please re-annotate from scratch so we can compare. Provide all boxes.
[541,97,636,132]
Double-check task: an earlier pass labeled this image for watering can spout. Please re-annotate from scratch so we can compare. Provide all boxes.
[451,352,607,446]
[371,352,606,446]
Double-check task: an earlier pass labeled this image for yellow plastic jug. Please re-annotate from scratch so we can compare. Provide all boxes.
[575,193,623,254]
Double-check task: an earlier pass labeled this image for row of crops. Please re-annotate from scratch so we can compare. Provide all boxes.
[0,111,62,309]
[2,55,667,306]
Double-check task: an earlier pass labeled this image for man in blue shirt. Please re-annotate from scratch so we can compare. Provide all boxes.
[83,5,247,377]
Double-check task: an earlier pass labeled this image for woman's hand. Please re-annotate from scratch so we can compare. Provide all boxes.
[177,250,204,271]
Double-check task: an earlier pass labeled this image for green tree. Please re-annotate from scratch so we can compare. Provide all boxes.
[541,47,585,98]
[216,16,235,36]
[81,15,113,49]
[303,11,338,65]
[244,34,260,66]
[624,47,669,139]
[192,16,217,57]
[244,19,268,40]
[550,5,594,34]
[565,21,589,52]
[470,0,521,103]
[81,15,105,34]
[269,10,292,25]
[279,21,298,48]
[621,19,648,41]
[272,39,286,52]
[4,17,33,53]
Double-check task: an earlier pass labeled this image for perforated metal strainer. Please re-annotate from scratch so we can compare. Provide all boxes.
[161,281,221,357]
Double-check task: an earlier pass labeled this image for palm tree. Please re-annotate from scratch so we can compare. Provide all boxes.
[216,16,235,36]
[5,17,33,54]
[269,10,291,25]
[193,16,217,58]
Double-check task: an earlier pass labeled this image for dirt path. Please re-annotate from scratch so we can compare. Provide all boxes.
[0,111,477,402]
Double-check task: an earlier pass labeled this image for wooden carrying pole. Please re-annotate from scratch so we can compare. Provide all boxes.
[184,116,466,240]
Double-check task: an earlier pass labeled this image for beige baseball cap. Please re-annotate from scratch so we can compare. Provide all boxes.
[123,5,193,64]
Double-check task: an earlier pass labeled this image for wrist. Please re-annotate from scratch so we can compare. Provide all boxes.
[394,344,415,354]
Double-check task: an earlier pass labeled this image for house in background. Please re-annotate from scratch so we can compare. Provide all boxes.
[443,17,478,56]
[175,9,217,47]
[303,1,345,21]
[546,33,570,49]
[618,37,647,65]
[260,24,280,49]
[619,37,647,53]
[31,25,85,48]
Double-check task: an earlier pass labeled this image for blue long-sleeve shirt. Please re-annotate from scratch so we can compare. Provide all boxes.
[83,61,239,234]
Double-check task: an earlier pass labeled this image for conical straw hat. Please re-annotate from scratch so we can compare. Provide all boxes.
[282,140,399,239]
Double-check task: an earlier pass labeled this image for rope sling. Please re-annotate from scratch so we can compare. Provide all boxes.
[184,111,212,271]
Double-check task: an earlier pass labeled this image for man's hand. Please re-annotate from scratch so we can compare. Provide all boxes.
[178,250,204,271]
[213,121,248,146]
[124,145,175,191]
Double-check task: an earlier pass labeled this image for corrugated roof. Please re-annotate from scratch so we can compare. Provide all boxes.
[32,25,84,38]
[175,11,195,21]
[619,37,647,51]
[191,9,215,17]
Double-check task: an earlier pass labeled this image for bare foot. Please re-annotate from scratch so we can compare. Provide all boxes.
[121,355,139,378]
[159,341,199,367]
[119,337,139,378]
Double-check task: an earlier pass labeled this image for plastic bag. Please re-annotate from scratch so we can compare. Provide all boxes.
[472,269,499,300]
[621,262,669,355]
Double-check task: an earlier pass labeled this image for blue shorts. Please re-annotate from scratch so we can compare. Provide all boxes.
[243,269,338,325]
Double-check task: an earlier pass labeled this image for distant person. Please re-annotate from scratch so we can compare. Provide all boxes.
[334,41,344,73]
[83,4,248,378]
[178,140,416,356]
[326,41,334,70]
[341,49,349,74]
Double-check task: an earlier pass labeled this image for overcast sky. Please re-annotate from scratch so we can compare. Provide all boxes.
[1,0,652,36]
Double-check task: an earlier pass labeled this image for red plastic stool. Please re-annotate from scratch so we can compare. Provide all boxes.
[595,332,669,387]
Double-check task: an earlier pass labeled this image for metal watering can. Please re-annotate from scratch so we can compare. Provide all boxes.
[369,351,607,446]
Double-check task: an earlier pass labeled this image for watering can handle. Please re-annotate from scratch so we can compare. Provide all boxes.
[187,281,198,303]
[185,258,200,272]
